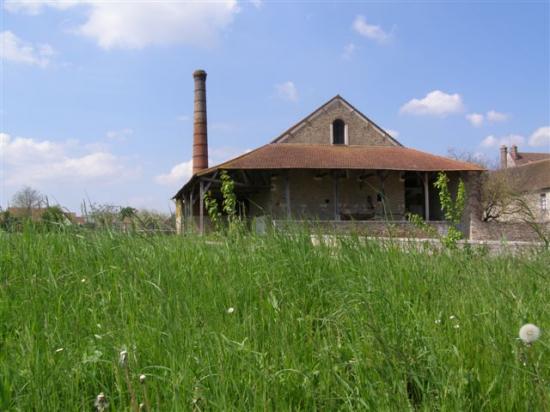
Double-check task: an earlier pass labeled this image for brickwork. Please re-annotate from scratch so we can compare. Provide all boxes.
[266,170,405,220]
[273,220,451,238]
[470,220,549,242]
[279,99,397,146]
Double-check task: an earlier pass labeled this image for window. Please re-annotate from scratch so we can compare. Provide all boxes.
[541,193,547,211]
[332,119,346,145]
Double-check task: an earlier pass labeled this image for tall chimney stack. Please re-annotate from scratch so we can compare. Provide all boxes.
[192,69,208,174]
[500,145,508,169]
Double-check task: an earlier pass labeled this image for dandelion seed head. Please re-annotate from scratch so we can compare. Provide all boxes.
[227,307,235,314]
[94,392,108,411]
[139,374,146,384]
[119,350,128,367]
[519,323,540,344]
[449,315,456,320]
[139,403,145,411]
[435,319,441,324]
[81,278,87,283]
[454,324,460,329]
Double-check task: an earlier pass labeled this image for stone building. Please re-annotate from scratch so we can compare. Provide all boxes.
[174,70,483,236]
[495,145,550,224]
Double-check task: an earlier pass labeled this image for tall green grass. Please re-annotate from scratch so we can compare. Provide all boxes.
[1,229,549,410]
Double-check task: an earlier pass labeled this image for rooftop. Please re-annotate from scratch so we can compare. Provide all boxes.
[195,143,484,175]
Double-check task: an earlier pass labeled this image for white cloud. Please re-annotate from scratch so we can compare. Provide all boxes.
[4,0,79,14]
[155,160,193,186]
[352,15,390,43]
[0,30,54,67]
[0,132,139,186]
[480,134,524,148]
[486,110,508,123]
[529,126,550,147]
[385,129,399,138]
[342,43,356,60]
[400,90,464,117]
[275,81,298,102]
[466,110,508,127]
[4,1,239,50]
[466,113,484,127]
[155,147,249,186]
[106,128,133,141]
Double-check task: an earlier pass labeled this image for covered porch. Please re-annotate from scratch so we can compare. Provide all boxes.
[175,168,464,235]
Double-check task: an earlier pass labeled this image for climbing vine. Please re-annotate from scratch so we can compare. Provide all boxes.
[203,170,242,234]
[433,172,466,248]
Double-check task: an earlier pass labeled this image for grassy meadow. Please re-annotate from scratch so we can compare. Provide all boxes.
[1,229,549,410]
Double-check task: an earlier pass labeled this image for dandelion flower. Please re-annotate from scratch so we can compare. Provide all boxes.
[94,392,108,411]
[119,350,128,367]
[139,374,146,384]
[227,307,235,314]
[519,324,540,344]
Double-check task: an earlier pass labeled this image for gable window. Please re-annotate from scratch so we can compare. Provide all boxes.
[331,119,346,145]
[541,193,547,212]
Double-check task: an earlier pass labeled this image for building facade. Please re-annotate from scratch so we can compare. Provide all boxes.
[174,71,484,236]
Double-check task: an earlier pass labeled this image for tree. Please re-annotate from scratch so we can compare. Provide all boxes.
[11,186,44,216]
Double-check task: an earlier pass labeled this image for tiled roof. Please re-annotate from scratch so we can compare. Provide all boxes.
[514,152,550,166]
[195,143,484,176]
[496,158,550,192]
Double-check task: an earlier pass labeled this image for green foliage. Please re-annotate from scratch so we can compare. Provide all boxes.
[1,230,548,410]
[203,191,222,232]
[433,172,466,225]
[203,170,243,234]
[406,212,438,238]
[220,170,238,225]
[433,172,467,248]
[119,207,137,220]
[41,206,67,228]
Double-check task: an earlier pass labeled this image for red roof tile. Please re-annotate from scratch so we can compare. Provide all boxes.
[514,152,550,166]
[196,143,484,175]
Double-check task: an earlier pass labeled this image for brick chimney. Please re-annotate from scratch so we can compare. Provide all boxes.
[192,69,208,174]
[510,144,519,161]
[500,145,507,169]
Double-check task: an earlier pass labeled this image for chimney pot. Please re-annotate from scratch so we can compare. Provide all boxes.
[500,145,507,169]
[192,69,208,174]
[510,145,519,160]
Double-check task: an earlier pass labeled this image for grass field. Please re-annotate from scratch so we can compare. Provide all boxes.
[1,229,549,411]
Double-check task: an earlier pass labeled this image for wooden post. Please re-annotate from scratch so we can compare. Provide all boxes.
[189,190,194,233]
[424,172,430,221]
[285,172,291,219]
[333,174,340,221]
[199,180,205,235]
[377,171,387,218]
[175,197,183,235]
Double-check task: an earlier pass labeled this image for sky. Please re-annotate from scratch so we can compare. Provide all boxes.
[1,0,549,213]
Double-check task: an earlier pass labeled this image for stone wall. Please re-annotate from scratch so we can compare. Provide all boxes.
[271,219,451,238]
[470,220,549,242]
[278,98,397,146]
[268,170,405,220]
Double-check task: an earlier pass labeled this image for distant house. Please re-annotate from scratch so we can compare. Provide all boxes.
[500,144,550,169]
[173,70,484,237]
[495,145,550,223]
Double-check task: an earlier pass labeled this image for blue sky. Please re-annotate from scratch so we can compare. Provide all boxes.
[1,0,549,213]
